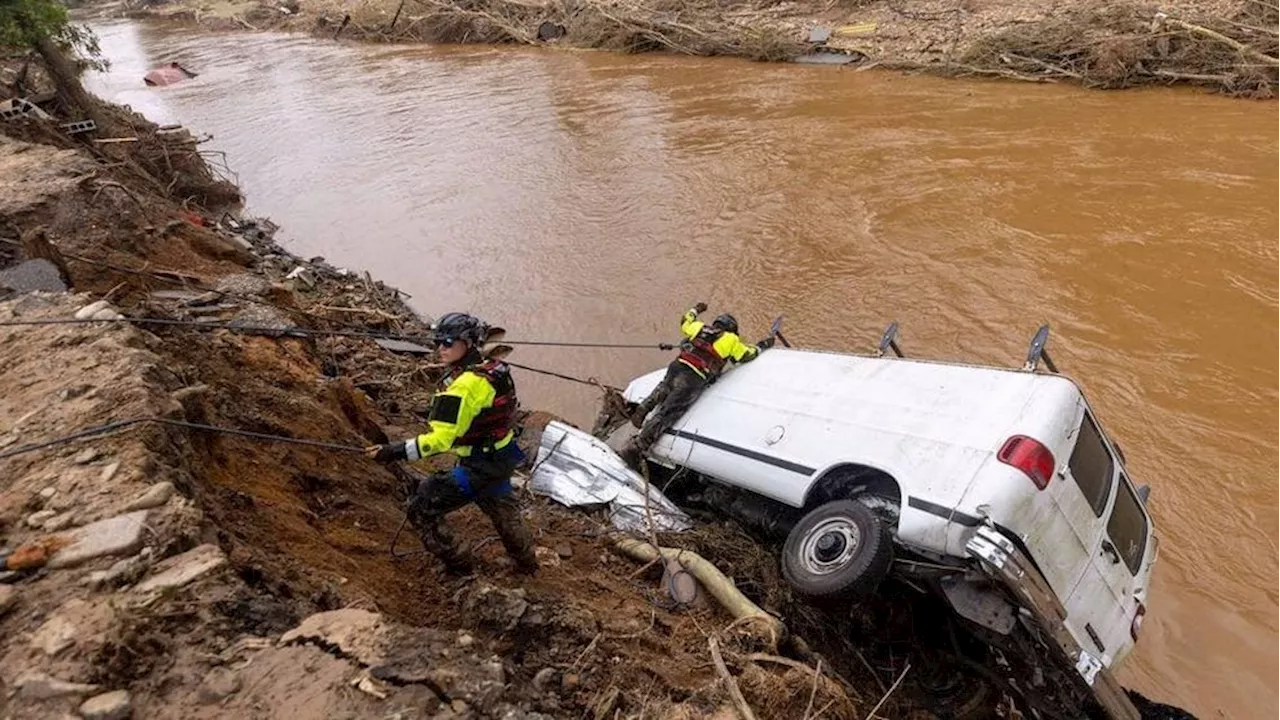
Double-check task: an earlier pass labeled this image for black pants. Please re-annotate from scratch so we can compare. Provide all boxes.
[634,361,708,452]
[401,443,536,572]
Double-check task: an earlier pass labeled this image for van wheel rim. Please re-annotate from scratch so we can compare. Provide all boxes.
[800,518,861,575]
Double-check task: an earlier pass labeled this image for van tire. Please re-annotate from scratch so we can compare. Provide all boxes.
[781,499,893,599]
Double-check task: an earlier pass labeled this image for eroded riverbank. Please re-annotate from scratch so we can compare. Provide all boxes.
[87,0,1280,96]
[72,21,1280,719]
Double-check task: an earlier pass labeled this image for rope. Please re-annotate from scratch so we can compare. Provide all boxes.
[0,416,368,461]
[0,316,670,350]
[505,360,623,392]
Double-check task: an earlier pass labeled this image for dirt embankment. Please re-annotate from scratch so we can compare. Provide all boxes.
[0,56,1016,719]
[88,0,1279,96]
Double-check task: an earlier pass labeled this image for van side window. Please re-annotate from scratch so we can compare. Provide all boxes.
[1107,477,1149,575]
[1068,413,1114,517]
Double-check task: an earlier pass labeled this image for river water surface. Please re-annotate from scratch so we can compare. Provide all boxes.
[84,21,1277,719]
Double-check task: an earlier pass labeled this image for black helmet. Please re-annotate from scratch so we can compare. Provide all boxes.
[431,312,486,347]
[712,313,738,334]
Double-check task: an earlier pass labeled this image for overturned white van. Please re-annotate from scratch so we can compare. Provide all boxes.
[608,326,1154,720]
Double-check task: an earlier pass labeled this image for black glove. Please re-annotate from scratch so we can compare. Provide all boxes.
[366,442,406,463]
[757,336,776,351]
[693,302,708,314]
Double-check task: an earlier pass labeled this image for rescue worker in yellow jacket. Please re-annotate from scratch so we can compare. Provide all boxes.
[621,303,775,468]
[366,312,537,576]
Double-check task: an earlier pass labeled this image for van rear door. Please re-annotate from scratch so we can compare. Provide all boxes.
[1053,406,1131,665]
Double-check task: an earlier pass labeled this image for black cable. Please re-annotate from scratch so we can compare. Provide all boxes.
[0,416,368,461]
[505,360,623,392]
[0,316,670,350]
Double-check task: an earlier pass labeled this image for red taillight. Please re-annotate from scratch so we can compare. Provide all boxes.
[997,435,1055,490]
[1130,602,1146,641]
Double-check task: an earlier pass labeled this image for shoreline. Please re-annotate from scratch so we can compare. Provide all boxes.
[83,0,1279,97]
[0,54,896,720]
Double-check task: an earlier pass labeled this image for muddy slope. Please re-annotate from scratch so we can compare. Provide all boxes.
[0,61,952,719]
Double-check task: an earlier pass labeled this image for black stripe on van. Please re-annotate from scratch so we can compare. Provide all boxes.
[907,497,983,527]
[665,429,815,476]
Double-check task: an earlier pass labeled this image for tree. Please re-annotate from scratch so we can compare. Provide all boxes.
[1,0,108,127]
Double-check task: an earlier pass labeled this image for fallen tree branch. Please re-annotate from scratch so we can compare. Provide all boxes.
[1162,15,1280,67]
[1153,69,1234,82]
[613,536,785,646]
[803,657,823,720]
[863,661,911,720]
[709,636,757,720]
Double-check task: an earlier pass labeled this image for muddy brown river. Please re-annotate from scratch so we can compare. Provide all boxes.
[84,21,1277,719]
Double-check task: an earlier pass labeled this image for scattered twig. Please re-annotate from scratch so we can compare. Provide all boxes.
[854,648,889,696]
[803,658,823,720]
[709,636,757,720]
[862,661,911,720]
[570,631,602,671]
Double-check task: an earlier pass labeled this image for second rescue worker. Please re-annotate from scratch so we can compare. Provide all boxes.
[620,302,775,468]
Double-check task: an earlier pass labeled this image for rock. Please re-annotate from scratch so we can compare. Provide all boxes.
[91,308,125,321]
[83,554,147,589]
[43,511,76,531]
[48,510,149,569]
[74,300,111,320]
[124,481,174,511]
[456,633,474,648]
[280,608,386,662]
[26,509,57,528]
[171,384,210,403]
[5,538,58,570]
[215,273,271,297]
[463,583,528,631]
[58,383,94,401]
[79,689,132,720]
[39,486,57,501]
[134,543,226,593]
[227,304,294,333]
[0,584,17,616]
[555,543,573,559]
[284,266,317,290]
[0,259,67,293]
[32,613,77,655]
[100,462,121,484]
[73,447,100,465]
[14,671,101,700]
[561,673,580,691]
[531,667,557,693]
[451,700,469,714]
[534,546,561,567]
[197,667,241,704]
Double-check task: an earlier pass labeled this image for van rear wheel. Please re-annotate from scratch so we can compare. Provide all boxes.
[781,499,893,600]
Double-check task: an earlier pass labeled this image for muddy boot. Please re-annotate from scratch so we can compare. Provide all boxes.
[478,494,538,577]
[629,408,649,429]
[618,440,642,471]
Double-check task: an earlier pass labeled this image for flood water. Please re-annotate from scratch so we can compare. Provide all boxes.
[84,21,1277,719]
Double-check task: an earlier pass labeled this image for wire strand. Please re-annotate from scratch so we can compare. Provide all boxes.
[0,316,671,349]
[0,416,369,462]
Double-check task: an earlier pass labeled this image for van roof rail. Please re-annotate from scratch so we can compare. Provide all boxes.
[1023,324,1059,373]
[876,321,904,358]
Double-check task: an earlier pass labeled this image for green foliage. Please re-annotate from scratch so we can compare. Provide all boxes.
[1,0,107,70]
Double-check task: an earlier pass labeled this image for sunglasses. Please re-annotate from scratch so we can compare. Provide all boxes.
[434,336,460,349]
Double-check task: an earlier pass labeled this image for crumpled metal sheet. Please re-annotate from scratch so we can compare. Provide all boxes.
[530,421,691,533]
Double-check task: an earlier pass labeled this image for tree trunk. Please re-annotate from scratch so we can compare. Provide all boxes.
[30,32,109,131]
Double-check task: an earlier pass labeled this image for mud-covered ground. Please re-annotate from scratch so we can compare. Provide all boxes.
[86,0,1279,96]
[0,58,1008,720]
